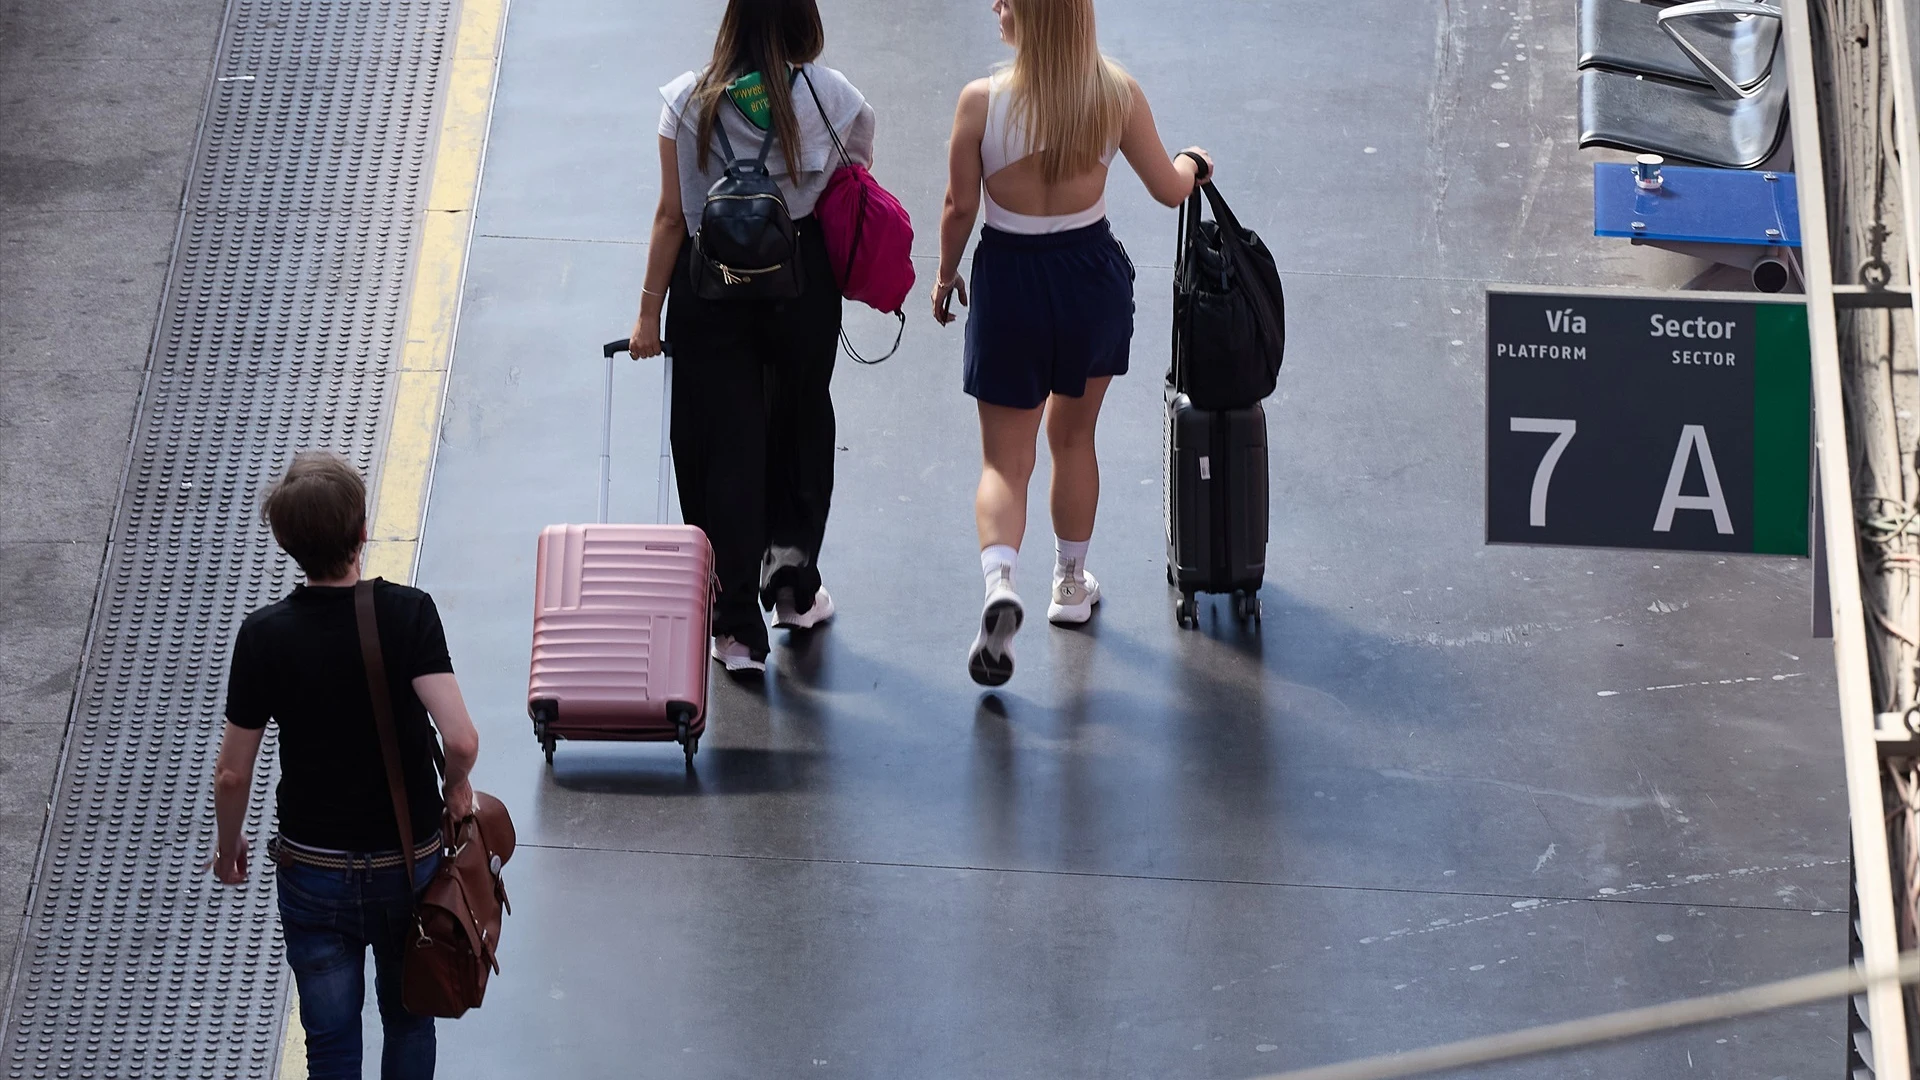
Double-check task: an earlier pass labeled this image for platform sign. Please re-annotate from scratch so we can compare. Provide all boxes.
[1486,286,1810,555]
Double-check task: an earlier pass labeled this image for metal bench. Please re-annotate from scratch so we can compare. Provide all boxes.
[1578,3,1788,170]
[1579,0,1779,93]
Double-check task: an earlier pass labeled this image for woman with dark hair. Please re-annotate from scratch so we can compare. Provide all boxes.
[629,0,874,674]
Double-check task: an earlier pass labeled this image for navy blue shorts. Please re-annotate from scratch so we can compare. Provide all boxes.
[963,220,1135,410]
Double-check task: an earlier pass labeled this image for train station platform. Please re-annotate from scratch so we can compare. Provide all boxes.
[1,0,1847,1077]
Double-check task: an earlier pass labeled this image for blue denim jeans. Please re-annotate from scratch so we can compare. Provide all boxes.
[278,853,440,1080]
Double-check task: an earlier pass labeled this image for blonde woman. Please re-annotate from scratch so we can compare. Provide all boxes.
[934,0,1211,686]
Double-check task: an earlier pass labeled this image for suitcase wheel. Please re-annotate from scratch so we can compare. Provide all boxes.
[679,711,702,768]
[1233,592,1263,625]
[672,708,699,769]
[1175,594,1198,629]
[531,701,559,766]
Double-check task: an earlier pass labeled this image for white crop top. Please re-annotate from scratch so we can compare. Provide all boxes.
[981,72,1119,234]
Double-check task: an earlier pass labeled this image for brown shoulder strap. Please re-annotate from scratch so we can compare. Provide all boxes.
[355,580,418,888]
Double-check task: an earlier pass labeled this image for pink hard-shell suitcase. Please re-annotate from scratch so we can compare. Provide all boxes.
[528,340,713,767]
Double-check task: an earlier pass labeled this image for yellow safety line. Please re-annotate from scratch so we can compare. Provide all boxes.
[279,0,508,1074]
[362,0,507,585]
[278,1011,305,1078]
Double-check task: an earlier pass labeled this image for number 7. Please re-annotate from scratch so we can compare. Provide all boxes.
[1509,417,1576,527]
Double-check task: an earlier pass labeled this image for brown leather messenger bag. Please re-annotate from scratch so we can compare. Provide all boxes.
[355,580,516,1019]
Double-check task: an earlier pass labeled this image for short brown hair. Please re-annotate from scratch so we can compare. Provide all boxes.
[262,451,367,580]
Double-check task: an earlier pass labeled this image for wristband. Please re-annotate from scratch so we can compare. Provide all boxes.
[1178,151,1211,183]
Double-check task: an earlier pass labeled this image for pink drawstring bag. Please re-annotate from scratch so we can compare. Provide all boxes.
[803,70,914,364]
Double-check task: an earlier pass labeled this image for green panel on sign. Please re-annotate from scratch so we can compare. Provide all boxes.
[1751,303,1811,555]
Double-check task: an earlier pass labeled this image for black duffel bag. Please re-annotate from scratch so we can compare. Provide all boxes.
[1171,180,1285,409]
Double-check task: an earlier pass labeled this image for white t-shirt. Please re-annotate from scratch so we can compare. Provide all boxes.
[658,63,875,238]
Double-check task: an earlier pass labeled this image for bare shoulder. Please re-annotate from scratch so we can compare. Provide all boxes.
[1118,70,1155,136]
[953,78,991,126]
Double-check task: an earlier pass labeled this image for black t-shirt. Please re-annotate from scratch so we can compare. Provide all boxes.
[225,579,453,852]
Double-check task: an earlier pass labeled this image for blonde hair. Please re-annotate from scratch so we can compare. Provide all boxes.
[1004,0,1132,183]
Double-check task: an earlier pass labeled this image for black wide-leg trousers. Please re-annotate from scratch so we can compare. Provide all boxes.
[664,218,840,658]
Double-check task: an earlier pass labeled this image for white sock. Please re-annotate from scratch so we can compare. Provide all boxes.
[981,544,1018,592]
[1055,537,1090,581]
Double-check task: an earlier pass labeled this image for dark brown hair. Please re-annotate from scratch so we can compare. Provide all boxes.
[262,451,366,581]
[692,0,825,179]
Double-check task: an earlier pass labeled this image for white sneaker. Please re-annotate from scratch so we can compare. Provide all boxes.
[772,586,835,631]
[967,574,1024,686]
[710,635,767,673]
[1048,570,1101,625]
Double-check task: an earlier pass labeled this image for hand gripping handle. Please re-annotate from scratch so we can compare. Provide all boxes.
[596,339,674,525]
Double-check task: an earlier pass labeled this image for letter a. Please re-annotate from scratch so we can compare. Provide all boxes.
[1653,425,1734,534]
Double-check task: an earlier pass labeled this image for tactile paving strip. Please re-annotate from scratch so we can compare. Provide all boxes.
[0,1,452,1076]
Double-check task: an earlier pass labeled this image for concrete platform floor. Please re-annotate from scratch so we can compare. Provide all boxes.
[410,0,1846,1078]
[0,0,228,993]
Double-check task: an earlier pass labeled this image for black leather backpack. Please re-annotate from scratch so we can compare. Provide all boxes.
[691,109,803,301]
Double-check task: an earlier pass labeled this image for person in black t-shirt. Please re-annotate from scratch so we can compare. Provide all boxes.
[209,451,480,1080]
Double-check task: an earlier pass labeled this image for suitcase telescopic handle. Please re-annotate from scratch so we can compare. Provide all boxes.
[596,338,674,526]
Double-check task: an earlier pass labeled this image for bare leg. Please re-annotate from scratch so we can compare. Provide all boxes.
[975,400,1046,551]
[1044,377,1111,544]
[968,399,1045,686]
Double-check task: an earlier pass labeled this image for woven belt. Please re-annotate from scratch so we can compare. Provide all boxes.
[268,832,442,871]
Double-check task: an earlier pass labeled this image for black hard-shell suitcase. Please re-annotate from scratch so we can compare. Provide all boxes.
[1164,388,1268,627]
